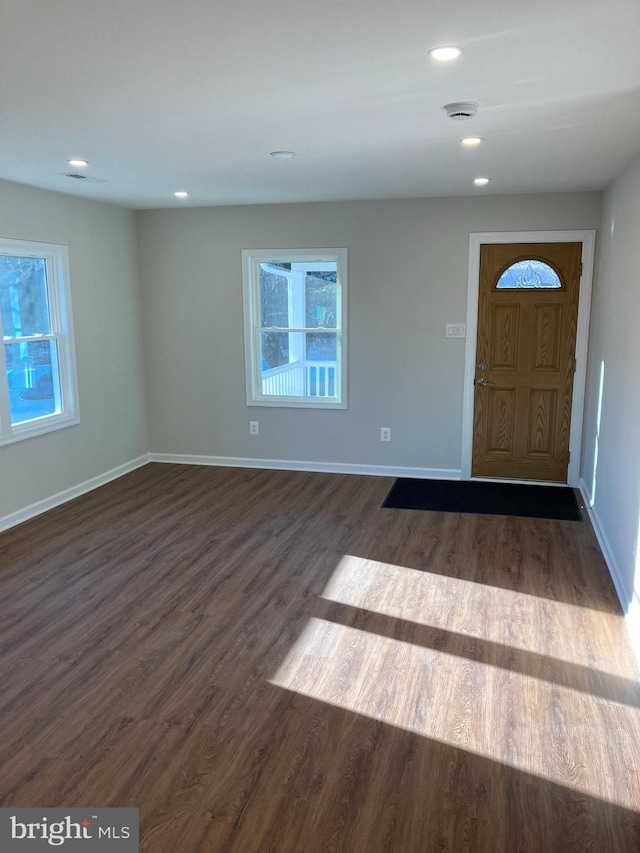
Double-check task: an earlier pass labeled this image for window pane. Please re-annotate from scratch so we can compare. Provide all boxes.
[306,332,337,397]
[305,270,337,328]
[259,331,337,398]
[306,331,337,361]
[5,339,60,424]
[259,265,289,328]
[260,331,289,371]
[0,255,51,336]
[496,260,561,289]
[260,330,302,396]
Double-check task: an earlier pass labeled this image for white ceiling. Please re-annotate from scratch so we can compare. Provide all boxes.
[2,0,640,210]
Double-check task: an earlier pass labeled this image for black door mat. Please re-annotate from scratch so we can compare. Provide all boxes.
[382,478,582,521]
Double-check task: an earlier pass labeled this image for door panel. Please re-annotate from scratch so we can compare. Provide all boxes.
[490,304,520,369]
[532,304,562,370]
[486,386,516,454]
[472,242,581,482]
[527,388,557,456]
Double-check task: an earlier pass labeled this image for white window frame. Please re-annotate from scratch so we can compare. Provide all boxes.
[242,247,348,408]
[0,237,79,445]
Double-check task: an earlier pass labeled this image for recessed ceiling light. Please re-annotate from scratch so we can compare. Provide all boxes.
[67,158,88,168]
[461,137,482,147]
[428,46,462,62]
[270,151,296,159]
[474,177,490,186]
[174,191,189,199]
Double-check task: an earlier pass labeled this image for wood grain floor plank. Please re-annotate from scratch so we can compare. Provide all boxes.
[1,463,639,851]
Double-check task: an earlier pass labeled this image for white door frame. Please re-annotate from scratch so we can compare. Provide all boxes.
[461,230,596,487]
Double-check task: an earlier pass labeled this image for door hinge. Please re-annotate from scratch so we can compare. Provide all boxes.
[568,451,571,462]
[580,261,583,277]
[573,357,577,373]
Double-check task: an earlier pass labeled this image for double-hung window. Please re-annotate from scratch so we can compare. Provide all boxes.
[242,248,347,408]
[0,238,79,444]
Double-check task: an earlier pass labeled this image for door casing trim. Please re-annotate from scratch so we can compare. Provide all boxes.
[462,230,596,487]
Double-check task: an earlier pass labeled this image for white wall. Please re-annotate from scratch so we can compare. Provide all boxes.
[137,193,601,473]
[581,155,640,617]
[0,179,149,523]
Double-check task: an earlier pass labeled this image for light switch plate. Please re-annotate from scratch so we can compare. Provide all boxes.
[445,323,466,338]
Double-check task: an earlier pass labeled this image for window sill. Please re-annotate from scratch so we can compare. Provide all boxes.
[247,398,347,409]
[0,413,80,447]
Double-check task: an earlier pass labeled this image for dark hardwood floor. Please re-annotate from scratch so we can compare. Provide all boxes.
[1,463,639,852]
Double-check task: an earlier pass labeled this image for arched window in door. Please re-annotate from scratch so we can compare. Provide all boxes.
[496,259,562,289]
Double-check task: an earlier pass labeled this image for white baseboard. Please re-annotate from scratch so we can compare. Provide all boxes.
[0,453,151,534]
[579,478,636,615]
[148,452,461,482]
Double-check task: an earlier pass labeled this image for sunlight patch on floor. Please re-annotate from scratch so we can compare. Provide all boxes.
[320,554,632,676]
[270,615,640,811]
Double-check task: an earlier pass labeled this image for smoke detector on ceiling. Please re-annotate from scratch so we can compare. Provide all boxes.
[443,101,479,120]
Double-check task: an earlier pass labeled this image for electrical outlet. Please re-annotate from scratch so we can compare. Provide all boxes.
[380,427,391,442]
[249,421,259,435]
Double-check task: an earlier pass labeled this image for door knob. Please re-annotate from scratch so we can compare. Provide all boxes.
[476,377,491,387]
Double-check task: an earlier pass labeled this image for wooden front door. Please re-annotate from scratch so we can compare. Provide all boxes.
[471,242,582,482]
